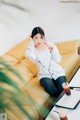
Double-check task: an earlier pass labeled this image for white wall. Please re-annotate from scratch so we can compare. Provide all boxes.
[0,0,80,55]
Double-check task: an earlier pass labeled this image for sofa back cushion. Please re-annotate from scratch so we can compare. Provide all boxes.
[21,58,38,77]
[56,40,79,55]
[6,37,38,77]
[5,63,33,88]
[7,38,30,61]
[1,54,19,66]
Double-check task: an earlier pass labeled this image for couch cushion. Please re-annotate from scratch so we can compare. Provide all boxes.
[21,58,38,77]
[5,63,33,89]
[21,77,54,118]
[59,53,80,81]
[7,38,30,61]
[0,54,19,66]
[6,76,53,119]
[56,40,80,55]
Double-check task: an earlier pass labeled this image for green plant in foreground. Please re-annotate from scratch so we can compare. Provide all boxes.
[0,58,54,120]
[0,58,36,120]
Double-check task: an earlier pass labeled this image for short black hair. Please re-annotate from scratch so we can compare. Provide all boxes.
[31,27,45,38]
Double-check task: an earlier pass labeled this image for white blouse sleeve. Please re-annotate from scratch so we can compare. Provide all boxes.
[25,40,37,62]
[46,41,62,63]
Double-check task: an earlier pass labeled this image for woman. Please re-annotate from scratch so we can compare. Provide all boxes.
[25,27,66,97]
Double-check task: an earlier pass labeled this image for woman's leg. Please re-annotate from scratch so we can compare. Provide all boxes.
[55,76,66,95]
[40,77,59,97]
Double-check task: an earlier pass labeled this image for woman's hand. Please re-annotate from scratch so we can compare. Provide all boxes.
[48,46,54,53]
[28,35,33,41]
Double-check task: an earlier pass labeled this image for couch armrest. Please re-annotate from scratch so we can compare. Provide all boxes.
[56,40,80,55]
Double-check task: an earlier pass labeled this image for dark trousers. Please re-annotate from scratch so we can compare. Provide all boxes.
[40,76,66,97]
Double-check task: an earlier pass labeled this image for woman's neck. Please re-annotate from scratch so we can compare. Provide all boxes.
[35,43,47,51]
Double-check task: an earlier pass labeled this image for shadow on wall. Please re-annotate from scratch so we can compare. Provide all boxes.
[0,0,33,56]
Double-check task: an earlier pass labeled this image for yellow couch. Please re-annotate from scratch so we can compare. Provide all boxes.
[1,38,80,120]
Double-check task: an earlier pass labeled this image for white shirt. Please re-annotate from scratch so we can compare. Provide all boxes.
[35,48,51,68]
[25,40,65,80]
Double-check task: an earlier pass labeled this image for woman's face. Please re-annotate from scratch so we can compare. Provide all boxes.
[33,33,45,47]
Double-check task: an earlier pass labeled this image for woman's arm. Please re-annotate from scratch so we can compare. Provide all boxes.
[46,41,62,63]
[25,39,37,63]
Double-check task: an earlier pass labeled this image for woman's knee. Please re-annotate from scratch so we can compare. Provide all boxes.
[40,77,59,97]
[56,76,66,84]
[56,76,66,94]
[40,77,53,86]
